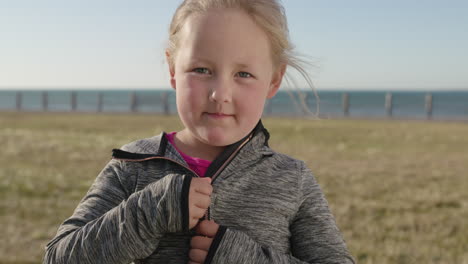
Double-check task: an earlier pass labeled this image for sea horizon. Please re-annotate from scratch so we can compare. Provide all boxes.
[1,89,467,120]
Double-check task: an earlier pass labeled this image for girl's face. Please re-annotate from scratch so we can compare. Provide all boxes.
[169,8,285,149]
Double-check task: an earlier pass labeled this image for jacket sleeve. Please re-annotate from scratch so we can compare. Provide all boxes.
[204,162,355,264]
[43,159,192,264]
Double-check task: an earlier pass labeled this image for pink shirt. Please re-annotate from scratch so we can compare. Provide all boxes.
[165,132,211,177]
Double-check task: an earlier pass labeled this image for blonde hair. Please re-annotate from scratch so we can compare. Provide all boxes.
[167,0,319,116]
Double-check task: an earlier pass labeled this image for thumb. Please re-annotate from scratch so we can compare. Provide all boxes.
[196,220,219,237]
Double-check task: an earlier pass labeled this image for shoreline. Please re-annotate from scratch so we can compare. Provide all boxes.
[1,110,467,124]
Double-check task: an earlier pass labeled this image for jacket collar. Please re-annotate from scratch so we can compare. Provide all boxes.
[112,120,274,176]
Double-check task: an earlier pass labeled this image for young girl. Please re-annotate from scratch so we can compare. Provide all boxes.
[44,0,354,263]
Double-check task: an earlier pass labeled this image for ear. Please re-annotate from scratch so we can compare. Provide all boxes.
[166,50,176,90]
[267,64,286,99]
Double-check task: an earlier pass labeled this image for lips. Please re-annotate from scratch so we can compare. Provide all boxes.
[205,112,234,118]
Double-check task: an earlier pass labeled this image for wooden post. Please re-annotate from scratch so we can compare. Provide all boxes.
[42,91,48,112]
[342,93,350,117]
[425,93,433,120]
[130,92,137,112]
[162,92,170,115]
[97,93,103,112]
[300,92,308,115]
[265,99,272,116]
[16,91,22,111]
[71,91,77,112]
[385,92,393,117]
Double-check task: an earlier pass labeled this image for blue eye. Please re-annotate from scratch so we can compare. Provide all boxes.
[193,68,210,74]
[237,72,252,78]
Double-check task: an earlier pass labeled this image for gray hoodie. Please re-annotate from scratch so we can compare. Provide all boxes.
[44,123,354,263]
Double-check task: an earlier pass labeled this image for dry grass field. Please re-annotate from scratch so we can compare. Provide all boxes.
[1,112,467,263]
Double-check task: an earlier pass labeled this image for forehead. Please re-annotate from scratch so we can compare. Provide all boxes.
[176,8,273,66]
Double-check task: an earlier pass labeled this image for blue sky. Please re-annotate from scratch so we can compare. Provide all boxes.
[0,0,467,90]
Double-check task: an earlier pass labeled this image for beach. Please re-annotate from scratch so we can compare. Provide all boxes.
[1,112,467,263]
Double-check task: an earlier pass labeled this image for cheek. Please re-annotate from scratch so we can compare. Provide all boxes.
[177,76,207,104]
[235,84,268,116]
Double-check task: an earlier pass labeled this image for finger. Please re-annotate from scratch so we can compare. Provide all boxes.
[190,235,213,251]
[202,177,212,183]
[195,185,213,196]
[192,193,211,209]
[191,177,211,186]
[191,178,213,196]
[190,205,206,220]
[188,248,207,263]
[196,220,219,237]
[189,218,199,230]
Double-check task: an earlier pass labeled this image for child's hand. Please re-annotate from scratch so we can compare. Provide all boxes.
[189,177,213,229]
[189,220,220,264]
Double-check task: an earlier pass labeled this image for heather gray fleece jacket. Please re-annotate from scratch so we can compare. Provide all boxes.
[44,123,354,264]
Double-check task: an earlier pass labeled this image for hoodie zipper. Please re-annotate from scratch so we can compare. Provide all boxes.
[205,133,253,220]
[210,133,253,184]
[113,133,254,221]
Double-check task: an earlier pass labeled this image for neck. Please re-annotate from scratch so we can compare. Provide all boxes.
[174,129,225,161]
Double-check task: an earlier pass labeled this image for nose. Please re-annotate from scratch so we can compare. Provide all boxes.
[209,77,232,103]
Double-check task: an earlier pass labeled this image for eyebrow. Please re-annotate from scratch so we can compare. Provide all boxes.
[190,57,211,64]
[234,63,249,68]
[190,57,250,69]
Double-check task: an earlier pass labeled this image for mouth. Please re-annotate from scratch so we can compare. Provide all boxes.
[205,112,234,119]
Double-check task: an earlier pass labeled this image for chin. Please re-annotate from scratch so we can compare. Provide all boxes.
[203,134,235,147]
[201,130,240,147]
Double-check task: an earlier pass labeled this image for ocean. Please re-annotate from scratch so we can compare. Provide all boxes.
[0,89,467,120]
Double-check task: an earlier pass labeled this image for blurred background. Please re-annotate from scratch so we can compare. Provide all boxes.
[0,0,467,263]
[1,0,468,119]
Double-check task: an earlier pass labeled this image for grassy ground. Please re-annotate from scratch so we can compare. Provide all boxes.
[1,112,467,263]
